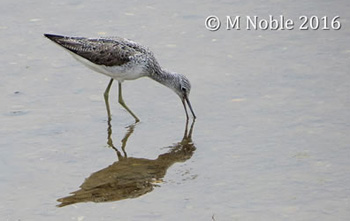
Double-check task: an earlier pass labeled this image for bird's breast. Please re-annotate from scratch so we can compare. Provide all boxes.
[105,62,147,81]
[71,53,147,81]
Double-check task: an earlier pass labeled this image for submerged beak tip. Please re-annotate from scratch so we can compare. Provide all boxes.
[184,96,196,119]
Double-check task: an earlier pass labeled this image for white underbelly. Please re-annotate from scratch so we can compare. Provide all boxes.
[71,53,146,82]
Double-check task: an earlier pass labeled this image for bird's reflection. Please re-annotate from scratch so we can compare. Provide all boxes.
[57,120,196,207]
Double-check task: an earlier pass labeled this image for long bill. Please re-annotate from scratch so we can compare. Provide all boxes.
[183,95,196,119]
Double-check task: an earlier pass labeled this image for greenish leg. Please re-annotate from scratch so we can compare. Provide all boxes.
[104,78,114,121]
[118,82,140,123]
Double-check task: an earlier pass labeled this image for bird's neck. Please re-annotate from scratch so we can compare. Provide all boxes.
[149,68,178,91]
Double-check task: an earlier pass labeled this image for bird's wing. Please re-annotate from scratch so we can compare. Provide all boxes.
[45,34,144,66]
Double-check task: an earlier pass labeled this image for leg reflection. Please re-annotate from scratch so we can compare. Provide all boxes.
[57,120,196,207]
[106,119,135,159]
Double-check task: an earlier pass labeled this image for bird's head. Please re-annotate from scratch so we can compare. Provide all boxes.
[174,74,196,120]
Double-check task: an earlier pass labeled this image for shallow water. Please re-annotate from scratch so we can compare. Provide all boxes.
[1,0,350,220]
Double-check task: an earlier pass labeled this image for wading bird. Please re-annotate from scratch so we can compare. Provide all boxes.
[44,34,196,122]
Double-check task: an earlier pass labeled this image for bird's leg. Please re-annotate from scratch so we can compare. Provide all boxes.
[104,79,124,158]
[104,78,114,122]
[118,82,140,123]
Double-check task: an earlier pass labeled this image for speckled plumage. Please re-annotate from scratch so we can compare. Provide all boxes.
[44,33,196,122]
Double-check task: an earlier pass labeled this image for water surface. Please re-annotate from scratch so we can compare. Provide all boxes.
[1,0,350,220]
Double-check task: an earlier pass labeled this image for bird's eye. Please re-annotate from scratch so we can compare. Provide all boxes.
[181,87,187,93]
